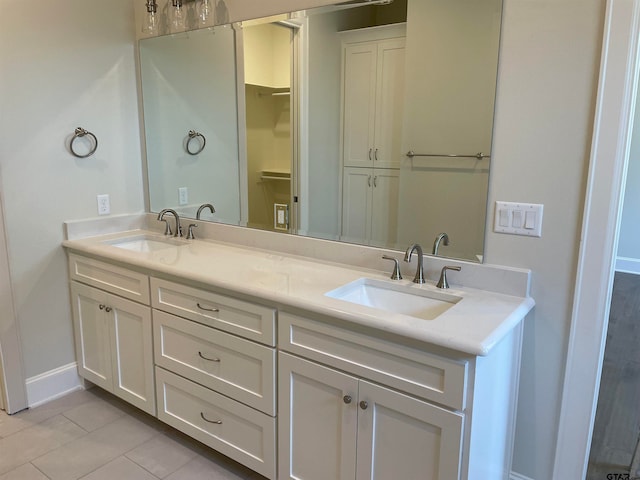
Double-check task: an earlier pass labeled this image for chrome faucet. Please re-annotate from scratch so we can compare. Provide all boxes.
[196,203,215,220]
[432,232,449,256]
[157,208,182,237]
[404,243,426,284]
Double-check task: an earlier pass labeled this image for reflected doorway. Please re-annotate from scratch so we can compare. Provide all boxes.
[242,20,297,233]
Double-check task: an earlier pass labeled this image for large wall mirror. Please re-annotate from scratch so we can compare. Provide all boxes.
[139,0,502,262]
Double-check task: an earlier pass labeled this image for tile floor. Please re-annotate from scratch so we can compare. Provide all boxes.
[0,388,266,480]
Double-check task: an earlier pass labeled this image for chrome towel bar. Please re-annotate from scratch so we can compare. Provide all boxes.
[406,151,489,160]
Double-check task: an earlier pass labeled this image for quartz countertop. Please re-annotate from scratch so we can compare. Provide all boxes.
[63,230,535,356]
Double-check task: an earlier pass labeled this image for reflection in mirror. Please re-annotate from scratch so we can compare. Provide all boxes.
[140,25,241,224]
[139,0,503,263]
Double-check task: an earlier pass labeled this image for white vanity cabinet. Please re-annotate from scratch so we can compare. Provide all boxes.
[150,277,277,480]
[278,312,522,480]
[279,352,464,480]
[68,255,155,415]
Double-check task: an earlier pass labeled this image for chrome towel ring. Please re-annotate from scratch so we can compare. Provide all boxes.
[70,127,98,158]
[186,130,206,155]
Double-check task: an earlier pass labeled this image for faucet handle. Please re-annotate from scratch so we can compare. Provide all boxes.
[382,255,402,280]
[437,266,461,289]
[187,223,198,240]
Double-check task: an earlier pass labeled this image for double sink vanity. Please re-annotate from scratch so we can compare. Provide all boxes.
[62,215,534,480]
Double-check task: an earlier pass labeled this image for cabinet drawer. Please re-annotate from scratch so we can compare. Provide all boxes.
[153,310,275,415]
[155,367,276,480]
[68,254,150,304]
[279,312,468,410]
[151,278,276,345]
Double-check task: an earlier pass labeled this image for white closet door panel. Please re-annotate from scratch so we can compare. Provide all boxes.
[342,167,373,244]
[374,38,405,169]
[370,168,400,248]
[343,43,377,168]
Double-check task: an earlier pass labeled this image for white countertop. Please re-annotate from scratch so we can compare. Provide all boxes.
[63,230,535,356]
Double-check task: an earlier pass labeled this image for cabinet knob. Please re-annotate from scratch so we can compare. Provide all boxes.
[359,400,368,410]
[99,304,105,310]
[105,306,112,313]
[343,395,352,404]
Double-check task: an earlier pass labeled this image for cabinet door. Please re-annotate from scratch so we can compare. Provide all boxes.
[278,352,358,480]
[343,43,377,168]
[70,282,112,391]
[356,380,464,480]
[373,39,405,169]
[108,293,155,415]
[370,169,400,248]
[341,167,372,244]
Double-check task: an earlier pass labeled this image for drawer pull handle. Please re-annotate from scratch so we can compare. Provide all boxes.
[200,412,222,424]
[359,401,368,410]
[343,395,352,404]
[198,351,221,362]
[99,304,105,310]
[105,307,112,313]
[197,303,219,313]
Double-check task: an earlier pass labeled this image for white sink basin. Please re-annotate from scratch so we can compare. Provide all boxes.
[325,278,461,320]
[104,234,187,253]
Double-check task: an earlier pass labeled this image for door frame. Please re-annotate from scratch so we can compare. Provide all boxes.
[554,0,640,476]
[0,185,28,413]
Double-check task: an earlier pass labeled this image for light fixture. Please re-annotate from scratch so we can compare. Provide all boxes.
[170,0,186,32]
[197,0,213,26]
[142,0,158,35]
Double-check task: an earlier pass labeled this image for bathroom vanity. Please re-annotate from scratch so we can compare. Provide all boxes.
[63,221,533,480]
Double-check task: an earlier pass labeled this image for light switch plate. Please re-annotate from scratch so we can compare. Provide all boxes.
[494,201,543,237]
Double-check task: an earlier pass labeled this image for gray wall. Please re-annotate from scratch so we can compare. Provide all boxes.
[485,0,604,477]
[0,0,608,479]
[0,0,144,378]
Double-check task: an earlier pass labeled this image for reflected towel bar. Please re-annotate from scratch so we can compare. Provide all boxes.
[406,151,490,160]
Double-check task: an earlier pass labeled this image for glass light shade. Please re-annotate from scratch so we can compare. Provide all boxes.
[142,0,158,35]
[197,0,213,25]
[142,11,158,34]
[170,1,186,32]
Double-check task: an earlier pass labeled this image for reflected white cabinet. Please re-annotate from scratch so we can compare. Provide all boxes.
[342,33,406,169]
[70,281,155,415]
[278,352,464,480]
[341,166,399,247]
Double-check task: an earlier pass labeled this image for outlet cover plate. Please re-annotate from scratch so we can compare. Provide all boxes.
[97,194,110,216]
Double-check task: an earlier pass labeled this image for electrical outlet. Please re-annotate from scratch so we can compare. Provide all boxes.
[274,203,289,230]
[179,187,188,206]
[97,194,110,215]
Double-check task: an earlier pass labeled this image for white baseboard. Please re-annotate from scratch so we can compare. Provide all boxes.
[615,256,640,274]
[26,362,82,408]
[510,472,534,480]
